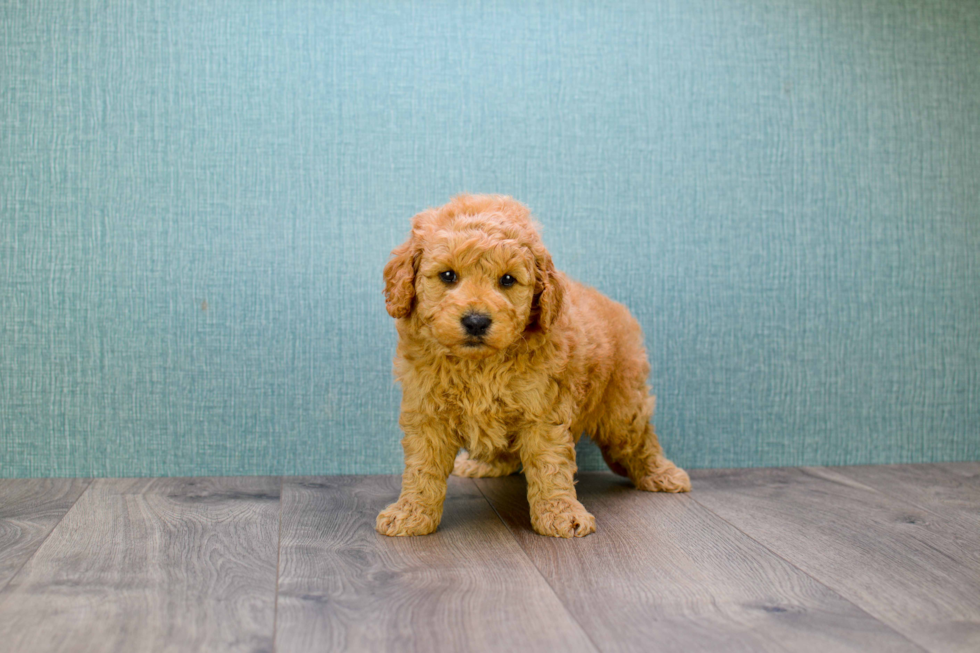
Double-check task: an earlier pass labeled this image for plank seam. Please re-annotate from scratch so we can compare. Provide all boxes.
[831,465,980,525]
[0,478,94,596]
[686,488,929,653]
[471,477,602,653]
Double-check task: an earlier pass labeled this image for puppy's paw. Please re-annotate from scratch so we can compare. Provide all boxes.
[531,498,596,538]
[636,462,691,493]
[376,500,440,537]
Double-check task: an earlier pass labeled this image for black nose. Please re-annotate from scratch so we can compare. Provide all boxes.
[461,313,492,337]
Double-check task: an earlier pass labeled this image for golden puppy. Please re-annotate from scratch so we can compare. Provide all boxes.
[376,194,690,538]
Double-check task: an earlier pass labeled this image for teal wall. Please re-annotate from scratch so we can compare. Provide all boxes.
[2,0,978,478]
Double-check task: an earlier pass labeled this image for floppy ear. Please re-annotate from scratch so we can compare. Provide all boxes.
[530,248,565,332]
[383,234,420,319]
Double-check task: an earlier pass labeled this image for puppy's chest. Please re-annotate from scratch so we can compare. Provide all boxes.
[438,377,526,451]
[440,378,522,422]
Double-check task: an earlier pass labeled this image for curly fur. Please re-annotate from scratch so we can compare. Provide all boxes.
[376,194,690,539]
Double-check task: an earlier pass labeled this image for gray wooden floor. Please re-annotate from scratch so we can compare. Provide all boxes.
[0,464,978,652]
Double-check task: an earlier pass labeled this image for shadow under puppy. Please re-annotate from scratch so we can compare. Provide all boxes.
[377,194,690,538]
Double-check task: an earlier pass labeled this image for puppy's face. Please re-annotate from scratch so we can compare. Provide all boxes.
[414,230,536,357]
[384,195,563,359]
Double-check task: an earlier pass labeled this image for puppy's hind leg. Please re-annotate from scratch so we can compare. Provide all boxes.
[452,450,521,478]
[629,421,691,493]
[595,396,691,493]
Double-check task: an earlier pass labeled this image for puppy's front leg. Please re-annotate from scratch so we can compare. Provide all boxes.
[376,418,457,537]
[520,424,596,538]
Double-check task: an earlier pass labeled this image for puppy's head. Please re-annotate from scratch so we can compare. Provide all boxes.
[384,194,563,358]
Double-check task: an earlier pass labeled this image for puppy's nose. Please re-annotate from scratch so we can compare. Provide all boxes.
[461,313,492,337]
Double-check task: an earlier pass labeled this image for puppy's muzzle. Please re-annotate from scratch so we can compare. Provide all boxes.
[461,312,492,337]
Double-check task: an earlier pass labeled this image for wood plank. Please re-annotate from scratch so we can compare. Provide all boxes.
[477,472,920,653]
[933,461,980,483]
[0,477,281,653]
[276,475,596,653]
[833,464,980,541]
[691,466,980,653]
[0,479,90,593]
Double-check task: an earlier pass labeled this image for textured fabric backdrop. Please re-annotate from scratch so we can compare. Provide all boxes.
[1,0,978,477]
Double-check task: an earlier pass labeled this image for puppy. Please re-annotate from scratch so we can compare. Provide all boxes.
[376,194,690,538]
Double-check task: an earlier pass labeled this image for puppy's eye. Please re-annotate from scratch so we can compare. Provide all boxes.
[439,270,457,284]
[499,274,516,288]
